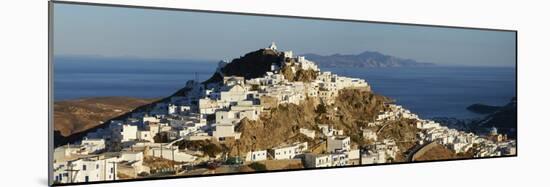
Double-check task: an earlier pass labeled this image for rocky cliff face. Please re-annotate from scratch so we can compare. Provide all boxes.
[220,88,392,157]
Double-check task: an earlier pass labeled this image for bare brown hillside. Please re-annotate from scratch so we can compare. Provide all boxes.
[54,97,157,137]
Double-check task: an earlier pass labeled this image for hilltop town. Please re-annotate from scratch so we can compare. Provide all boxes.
[52,43,516,184]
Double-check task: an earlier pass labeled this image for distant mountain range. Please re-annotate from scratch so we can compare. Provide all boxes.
[302,51,435,68]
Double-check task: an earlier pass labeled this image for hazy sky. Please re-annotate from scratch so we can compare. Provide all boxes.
[54,3,516,67]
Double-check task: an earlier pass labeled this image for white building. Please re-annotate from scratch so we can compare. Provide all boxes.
[416,120,440,129]
[296,56,320,71]
[212,123,241,141]
[80,138,106,153]
[121,125,138,142]
[327,136,351,153]
[219,77,248,103]
[198,98,220,115]
[147,145,196,162]
[52,155,118,184]
[303,152,349,168]
[118,151,150,178]
[304,153,331,168]
[361,150,387,165]
[245,150,267,162]
[283,50,293,58]
[317,124,343,137]
[271,142,308,160]
[267,42,277,51]
[230,101,263,121]
[142,116,160,124]
[330,152,349,167]
[215,111,239,125]
[54,145,87,160]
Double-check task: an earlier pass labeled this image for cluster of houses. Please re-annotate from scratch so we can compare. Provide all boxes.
[301,125,361,168]
[357,104,416,165]
[361,139,400,164]
[53,43,374,183]
[416,120,516,157]
[358,102,516,165]
[374,104,419,122]
[52,139,149,184]
[244,124,361,168]
[53,43,516,183]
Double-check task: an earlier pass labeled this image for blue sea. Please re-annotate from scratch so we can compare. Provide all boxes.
[54,56,516,120]
[54,56,217,100]
[323,66,515,119]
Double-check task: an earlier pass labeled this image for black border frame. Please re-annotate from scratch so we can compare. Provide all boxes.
[48,0,518,186]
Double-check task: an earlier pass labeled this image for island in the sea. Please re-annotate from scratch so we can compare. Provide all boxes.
[302,51,435,68]
[52,43,516,184]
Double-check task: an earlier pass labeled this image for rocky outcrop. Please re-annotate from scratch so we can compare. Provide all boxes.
[473,97,517,138]
[207,49,283,82]
[230,97,321,156]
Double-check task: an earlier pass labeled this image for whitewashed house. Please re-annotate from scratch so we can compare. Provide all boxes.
[361,150,387,165]
[121,125,138,142]
[416,120,440,129]
[53,144,86,160]
[147,145,196,162]
[304,153,331,168]
[245,150,267,162]
[142,116,160,124]
[80,138,106,153]
[212,123,241,141]
[271,142,308,160]
[117,151,150,178]
[52,155,118,183]
[317,124,343,137]
[327,136,351,153]
[198,98,219,115]
[215,111,239,125]
[330,152,349,167]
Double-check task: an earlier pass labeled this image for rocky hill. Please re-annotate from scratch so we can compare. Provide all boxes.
[302,51,435,68]
[56,49,419,154]
[54,46,477,163]
[204,49,283,84]
[473,97,517,138]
